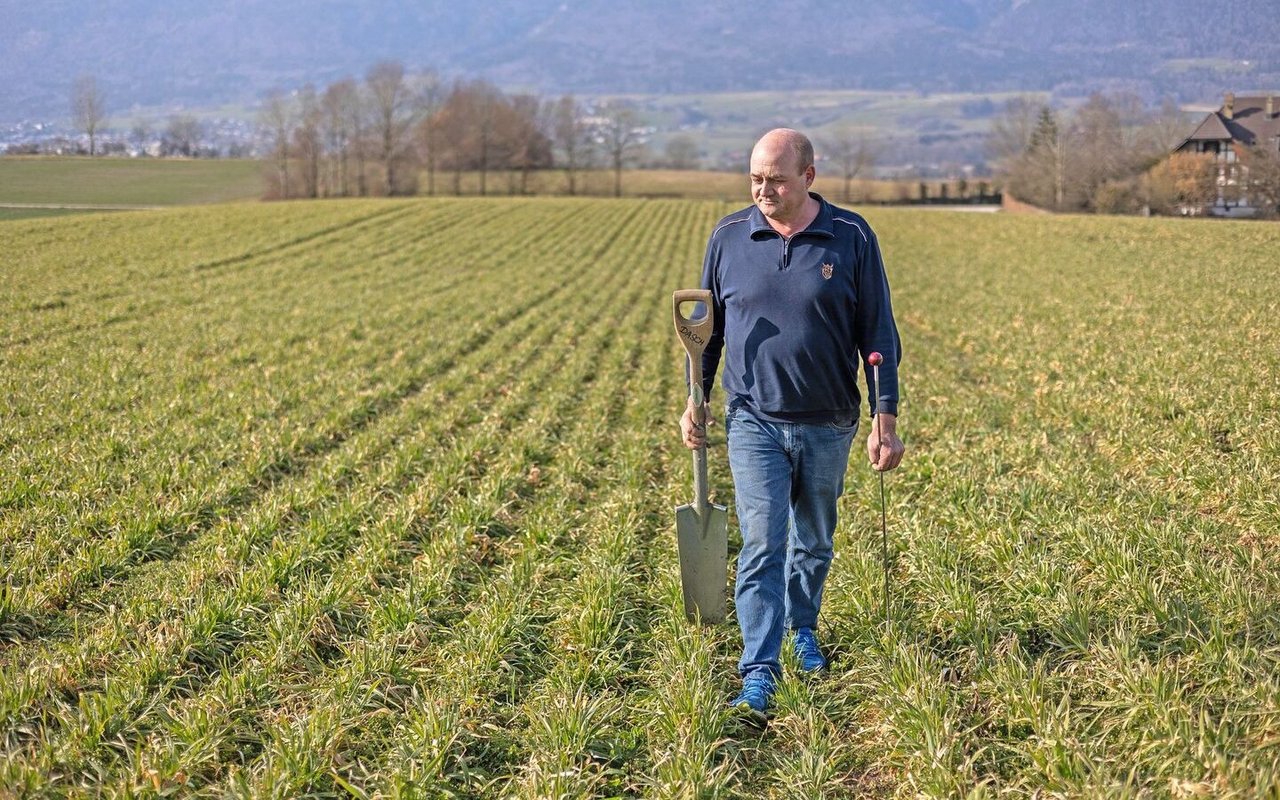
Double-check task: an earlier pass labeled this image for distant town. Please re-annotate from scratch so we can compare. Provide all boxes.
[1,116,260,159]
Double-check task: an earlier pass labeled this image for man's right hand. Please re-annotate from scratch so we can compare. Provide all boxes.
[679,395,715,449]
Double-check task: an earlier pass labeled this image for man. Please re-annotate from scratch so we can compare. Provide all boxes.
[679,128,904,722]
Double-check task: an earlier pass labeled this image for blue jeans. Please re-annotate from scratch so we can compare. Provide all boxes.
[725,403,857,679]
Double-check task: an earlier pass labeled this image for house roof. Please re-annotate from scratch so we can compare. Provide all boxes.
[1175,95,1280,151]
[1183,113,1232,142]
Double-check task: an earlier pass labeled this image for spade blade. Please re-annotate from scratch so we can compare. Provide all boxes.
[674,501,729,624]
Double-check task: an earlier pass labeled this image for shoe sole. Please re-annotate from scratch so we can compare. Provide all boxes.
[733,703,769,728]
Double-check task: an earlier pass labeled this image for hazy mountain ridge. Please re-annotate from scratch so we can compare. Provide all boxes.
[2,0,1277,122]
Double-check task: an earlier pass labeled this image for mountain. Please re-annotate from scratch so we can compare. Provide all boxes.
[2,0,1278,122]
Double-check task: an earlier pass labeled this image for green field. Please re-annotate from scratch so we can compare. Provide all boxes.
[0,158,977,220]
[2,200,1279,797]
[0,157,262,208]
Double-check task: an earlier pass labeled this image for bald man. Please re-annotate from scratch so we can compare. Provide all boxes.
[679,128,904,724]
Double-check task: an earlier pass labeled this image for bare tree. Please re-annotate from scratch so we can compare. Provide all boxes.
[1002,105,1081,210]
[432,82,469,195]
[598,103,644,198]
[321,79,358,196]
[129,121,151,156]
[294,84,322,198]
[821,124,877,202]
[1142,98,1195,154]
[1073,94,1126,209]
[506,94,552,195]
[164,115,202,157]
[366,60,417,195]
[260,90,294,198]
[345,83,369,196]
[431,80,512,196]
[1239,145,1280,217]
[663,134,701,170]
[552,95,593,195]
[989,95,1043,173]
[71,75,107,156]
[414,71,444,195]
[468,81,505,196]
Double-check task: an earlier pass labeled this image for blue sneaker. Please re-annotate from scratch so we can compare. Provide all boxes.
[793,627,828,673]
[729,672,775,726]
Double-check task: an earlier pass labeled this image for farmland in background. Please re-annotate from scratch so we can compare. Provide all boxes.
[2,199,1278,796]
[0,158,263,211]
[0,158,983,224]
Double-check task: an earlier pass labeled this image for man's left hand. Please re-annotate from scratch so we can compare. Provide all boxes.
[866,413,904,471]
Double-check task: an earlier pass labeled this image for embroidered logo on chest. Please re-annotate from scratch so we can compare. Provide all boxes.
[822,262,834,280]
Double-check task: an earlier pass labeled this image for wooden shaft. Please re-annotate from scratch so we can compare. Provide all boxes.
[673,290,715,516]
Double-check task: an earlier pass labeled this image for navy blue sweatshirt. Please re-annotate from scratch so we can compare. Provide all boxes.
[699,194,901,423]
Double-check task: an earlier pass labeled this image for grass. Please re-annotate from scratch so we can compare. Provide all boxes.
[0,158,984,224]
[1,200,1278,796]
[0,207,115,222]
[0,156,262,206]
[425,168,982,204]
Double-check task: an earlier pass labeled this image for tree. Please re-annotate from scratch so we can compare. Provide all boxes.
[129,121,151,156]
[1003,106,1082,210]
[821,125,877,202]
[321,79,359,196]
[989,95,1043,173]
[259,90,294,198]
[432,80,505,195]
[414,71,444,195]
[505,94,553,194]
[163,115,202,157]
[1073,93,1127,210]
[366,60,417,195]
[345,83,369,196]
[1238,145,1280,217]
[663,134,701,170]
[995,93,1203,215]
[293,84,322,198]
[598,103,644,198]
[551,95,593,195]
[71,75,107,156]
[1143,97,1195,154]
[1145,152,1217,214]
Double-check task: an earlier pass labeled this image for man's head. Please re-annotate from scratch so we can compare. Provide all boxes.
[750,128,815,224]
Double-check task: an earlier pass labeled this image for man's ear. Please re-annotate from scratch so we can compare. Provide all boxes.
[805,165,815,186]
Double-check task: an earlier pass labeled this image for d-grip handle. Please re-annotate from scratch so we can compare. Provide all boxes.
[672,289,714,411]
[673,289,714,361]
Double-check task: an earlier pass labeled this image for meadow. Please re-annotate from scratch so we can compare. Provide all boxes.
[1,199,1278,797]
[0,158,263,210]
[0,157,979,221]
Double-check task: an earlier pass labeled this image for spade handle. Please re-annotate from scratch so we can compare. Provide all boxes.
[673,290,714,516]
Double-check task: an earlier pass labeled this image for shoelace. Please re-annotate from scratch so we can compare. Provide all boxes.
[795,630,825,667]
[739,675,773,704]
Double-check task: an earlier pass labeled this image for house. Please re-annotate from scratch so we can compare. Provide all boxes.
[1174,92,1280,216]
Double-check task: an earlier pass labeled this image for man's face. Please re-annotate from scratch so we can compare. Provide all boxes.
[750,140,813,224]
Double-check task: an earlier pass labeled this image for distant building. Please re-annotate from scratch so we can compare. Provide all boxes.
[1174,92,1280,216]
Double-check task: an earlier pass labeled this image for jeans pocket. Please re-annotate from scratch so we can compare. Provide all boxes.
[828,414,859,434]
[723,402,739,434]
[725,399,746,423]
